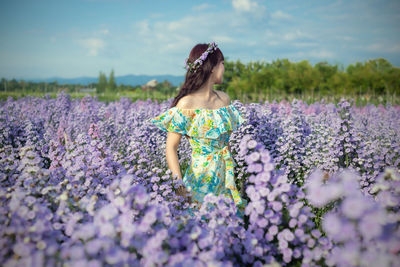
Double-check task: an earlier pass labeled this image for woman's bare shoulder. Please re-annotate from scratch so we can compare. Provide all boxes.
[175,95,194,109]
[215,90,231,105]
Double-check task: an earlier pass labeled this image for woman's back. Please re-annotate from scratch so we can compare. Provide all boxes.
[149,100,248,217]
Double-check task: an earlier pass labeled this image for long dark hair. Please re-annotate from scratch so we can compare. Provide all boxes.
[170,43,224,108]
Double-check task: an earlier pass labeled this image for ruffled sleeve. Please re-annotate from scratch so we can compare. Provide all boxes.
[148,107,190,135]
[148,103,246,139]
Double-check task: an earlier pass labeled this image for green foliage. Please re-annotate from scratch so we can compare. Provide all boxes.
[155,80,175,95]
[108,69,117,92]
[1,57,399,106]
[222,57,400,101]
[97,71,107,94]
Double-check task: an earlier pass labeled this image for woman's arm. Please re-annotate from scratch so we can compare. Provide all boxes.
[166,131,191,201]
[167,96,191,179]
[166,131,183,179]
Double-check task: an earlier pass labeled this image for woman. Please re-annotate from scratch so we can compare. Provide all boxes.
[150,42,248,217]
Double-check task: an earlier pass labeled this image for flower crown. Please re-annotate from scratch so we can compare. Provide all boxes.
[184,42,218,73]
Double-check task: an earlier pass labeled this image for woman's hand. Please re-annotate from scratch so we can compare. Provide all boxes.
[176,184,192,202]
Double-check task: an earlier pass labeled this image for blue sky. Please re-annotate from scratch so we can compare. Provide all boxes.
[0,0,399,79]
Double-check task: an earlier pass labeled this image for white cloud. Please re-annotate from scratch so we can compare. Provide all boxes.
[99,28,109,35]
[308,49,335,59]
[133,13,240,53]
[283,30,314,41]
[270,10,293,20]
[231,0,267,21]
[339,35,356,41]
[211,35,235,43]
[130,2,268,55]
[264,29,316,46]
[232,0,259,12]
[167,20,183,32]
[76,38,105,56]
[125,3,358,74]
[266,40,280,46]
[150,13,163,19]
[193,3,213,11]
[286,49,335,60]
[364,43,400,53]
[133,18,195,52]
[129,12,251,74]
[292,42,318,48]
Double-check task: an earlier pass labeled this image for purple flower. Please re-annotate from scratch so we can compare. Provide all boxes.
[13,242,31,257]
[198,235,212,249]
[88,260,102,267]
[258,186,270,197]
[307,238,315,248]
[268,225,278,236]
[294,228,304,238]
[257,218,269,228]
[264,163,274,172]
[289,206,300,218]
[260,151,271,163]
[327,219,356,243]
[342,197,369,219]
[253,200,265,214]
[264,209,274,218]
[306,186,334,208]
[98,204,119,220]
[282,229,295,241]
[340,242,361,266]
[247,140,257,149]
[311,229,321,239]
[279,183,291,193]
[279,239,288,249]
[249,151,260,162]
[70,245,85,260]
[359,212,382,241]
[298,214,307,224]
[135,190,149,205]
[99,222,116,238]
[248,163,263,173]
[271,201,282,211]
[289,218,297,228]
[142,207,157,226]
[322,212,342,236]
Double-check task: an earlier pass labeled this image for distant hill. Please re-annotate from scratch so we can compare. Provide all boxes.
[19,74,185,87]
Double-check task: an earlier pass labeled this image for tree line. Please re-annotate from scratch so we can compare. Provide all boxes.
[216,57,399,100]
[1,58,399,100]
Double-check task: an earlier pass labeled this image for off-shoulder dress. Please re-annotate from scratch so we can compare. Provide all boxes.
[149,101,248,217]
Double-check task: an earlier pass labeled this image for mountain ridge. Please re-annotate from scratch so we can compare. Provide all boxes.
[10,74,185,87]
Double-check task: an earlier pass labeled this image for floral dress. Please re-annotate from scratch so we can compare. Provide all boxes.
[149,101,248,217]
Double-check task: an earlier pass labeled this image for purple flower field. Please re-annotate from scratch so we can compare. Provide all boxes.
[1,92,399,267]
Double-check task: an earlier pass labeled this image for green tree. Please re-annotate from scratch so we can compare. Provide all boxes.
[292,60,315,97]
[251,64,274,100]
[315,61,338,95]
[271,58,293,95]
[346,62,368,96]
[385,67,400,96]
[97,71,107,94]
[364,58,393,95]
[0,78,7,91]
[108,69,117,93]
